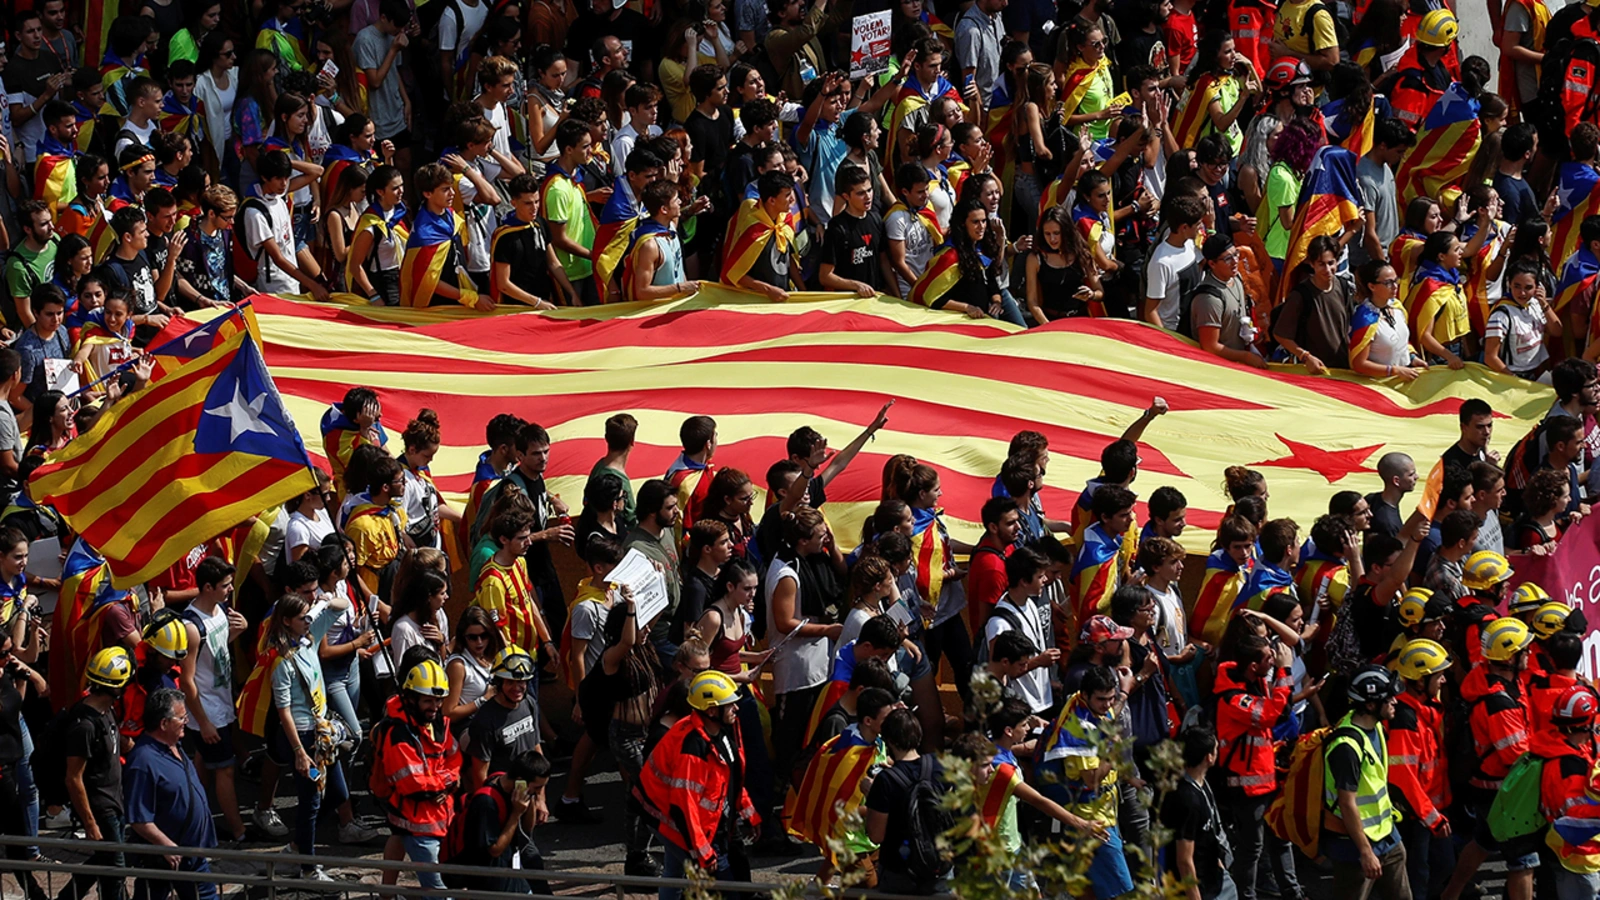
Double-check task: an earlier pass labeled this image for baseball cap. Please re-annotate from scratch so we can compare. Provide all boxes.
[1202,233,1235,262]
[1082,615,1135,645]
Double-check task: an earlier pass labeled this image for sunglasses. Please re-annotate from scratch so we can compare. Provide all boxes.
[465,632,490,642]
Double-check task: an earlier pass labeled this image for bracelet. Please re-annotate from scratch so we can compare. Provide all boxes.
[1385,364,1393,376]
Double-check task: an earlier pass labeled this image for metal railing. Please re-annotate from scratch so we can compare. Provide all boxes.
[0,835,949,900]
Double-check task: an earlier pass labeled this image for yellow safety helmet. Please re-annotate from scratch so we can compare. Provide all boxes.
[401,658,449,697]
[1481,617,1534,662]
[1396,588,1435,628]
[1416,9,1458,47]
[1396,639,1452,681]
[1461,551,1513,592]
[490,646,537,682]
[687,670,739,711]
[86,646,133,689]
[142,610,189,660]
[1508,582,1551,615]
[1533,601,1574,638]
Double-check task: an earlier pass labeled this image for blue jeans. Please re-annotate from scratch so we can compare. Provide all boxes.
[322,658,362,748]
[401,834,447,900]
[272,728,348,860]
[995,288,1026,326]
[1557,868,1600,900]
[18,718,38,855]
[54,810,125,900]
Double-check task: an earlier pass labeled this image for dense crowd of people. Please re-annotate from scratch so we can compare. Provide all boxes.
[6,0,1600,897]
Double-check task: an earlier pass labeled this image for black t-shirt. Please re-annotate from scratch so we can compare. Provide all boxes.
[466,696,542,773]
[1441,443,1484,473]
[563,9,656,76]
[1158,776,1227,893]
[458,782,528,890]
[6,51,64,100]
[685,109,736,200]
[675,567,715,643]
[1364,491,1402,539]
[107,252,158,316]
[0,670,25,764]
[864,756,947,875]
[146,231,177,307]
[1325,735,1366,792]
[64,702,124,817]
[823,210,885,290]
[1206,181,1235,235]
[1347,581,1398,661]
[744,232,791,290]
[724,143,758,207]
[491,224,553,301]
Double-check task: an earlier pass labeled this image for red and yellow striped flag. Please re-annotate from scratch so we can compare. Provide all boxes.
[1394,83,1481,208]
[196,290,1550,557]
[235,647,285,737]
[31,316,318,587]
[720,199,795,288]
[783,727,881,862]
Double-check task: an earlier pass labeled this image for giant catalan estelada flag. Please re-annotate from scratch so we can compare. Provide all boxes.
[32,307,319,586]
[175,289,1553,553]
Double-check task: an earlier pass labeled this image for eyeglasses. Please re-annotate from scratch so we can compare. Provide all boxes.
[465,632,490,642]
[1215,253,1240,264]
[1375,278,1400,287]
[1085,39,1106,48]
[221,49,236,58]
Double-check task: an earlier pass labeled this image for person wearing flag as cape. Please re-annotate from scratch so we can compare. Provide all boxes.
[1059,23,1124,141]
[623,180,702,303]
[488,174,562,311]
[399,161,484,309]
[594,149,665,301]
[320,386,387,494]
[888,37,973,167]
[720,171,800,301]
[1561,219,1600,357]
[159,61,206,146]
[1190,515,1258,645]
[886,164,944,301]
[784,686,894,885]
[32,101,80,219]
[1237,518,1299,614]
[347,164,408,307]
[908,199,1006,318]
[1172,32,1262,155]
[1407,230,1475,369]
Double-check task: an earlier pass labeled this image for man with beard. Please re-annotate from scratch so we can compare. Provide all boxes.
[371,654,463,899]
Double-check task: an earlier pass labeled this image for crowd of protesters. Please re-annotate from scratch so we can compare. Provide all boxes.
[6,0,1600,898]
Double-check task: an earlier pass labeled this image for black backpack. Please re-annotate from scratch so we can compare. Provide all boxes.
[973,602,1024,665]
[882,756,954,887]
[31,703,108,809]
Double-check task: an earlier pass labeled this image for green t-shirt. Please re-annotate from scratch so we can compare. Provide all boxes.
[1214,76,1244,156]
[168,28,200,64]
[1262,162,1302,261]
[587,461,636,528]
[545,177,595,280]
[469,535,496,585]
[1080,67,1116,140]
[5,238,57,319]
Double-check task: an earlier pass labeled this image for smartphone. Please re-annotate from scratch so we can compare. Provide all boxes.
[514,779,528,794]
[322,59,340,79]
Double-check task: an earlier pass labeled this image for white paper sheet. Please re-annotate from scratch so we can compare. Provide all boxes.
[25,537,61,616]
[608,547,669,628]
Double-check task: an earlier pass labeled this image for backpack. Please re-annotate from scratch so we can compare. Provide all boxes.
[1488,752,1547,843]
[882,756,954,886]
[31,703,107,809]
[973,602,1025,665]
[1178,279,1227,341]
[1266,724,1361,859]
[1263,272,1353,360]
[1526,29,1600,157]
[1500,419,1554,518]
[442,780,507,880]
[232,196,274,290]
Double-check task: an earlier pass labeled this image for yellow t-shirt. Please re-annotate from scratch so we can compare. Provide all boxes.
[346,505,408,593]
[1059,751,1120,829]
[1274,0,1338,57]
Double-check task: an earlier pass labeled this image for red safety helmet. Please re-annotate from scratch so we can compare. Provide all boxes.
[1553,684,1600,726]
[1265,58,1312,93]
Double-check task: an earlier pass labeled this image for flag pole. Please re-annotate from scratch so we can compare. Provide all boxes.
[68,302,250,399]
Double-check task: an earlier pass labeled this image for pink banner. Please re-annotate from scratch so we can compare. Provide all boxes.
[1507,512,1600,677]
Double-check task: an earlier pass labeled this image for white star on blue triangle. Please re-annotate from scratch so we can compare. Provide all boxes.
[149,306,244,361]
[193,335,314,466]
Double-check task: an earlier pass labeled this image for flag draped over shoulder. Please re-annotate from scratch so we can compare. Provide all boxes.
[1172,72,1225,151]
[348,202,408,297]
[720,199,795,287]
[320,144,373,208]
[1405,261,1470,355]
[33,136,78,217]
[887,74,961,164]
[783,726,881,861]
[909,506,951,607]
[400,206,477,309]
[665,455,717,539]
[1191,549,1252,645]
[235,646,284,737]
[46,538,125,709]
[1459,220,1508,334]
[1394,83,1481,208]
[1060,56,1111,115]
[594,179,644,291]
[1552,160,1600,272]
[1071,522,1125,623]
[159,93,203,142]
[908,245,963,308]
[1295,542,1346,605]
[1276,146,1363,302]
[1323,96,1376,158]
[31,313,318,586]
[617,219,677,302]
[1556,245,1600,327]
[1238,560,1294,612]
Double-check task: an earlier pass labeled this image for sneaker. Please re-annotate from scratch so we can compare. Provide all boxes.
[623,853,661,877]
[253,808,289,839]
[337,820,378,844]
[301,866,335,883]
[41,809,72,830]
[553,797,599,823]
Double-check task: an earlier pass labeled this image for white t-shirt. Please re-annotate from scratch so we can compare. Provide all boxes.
[286,509,335,558]
[456,155,503,274]
[1146,238,1198,330]
[611,123,663,177]
[886,207,938,297]
[764,556,832,695]
[113,117,159,158]
[242,191,298,294]
[983,598,1051,713]
[10,90,44,164]
[389,608,451,670]
[438,0,489,56]
[483,100,511,159]
[1487,300,1551,375]
[1145,583,1187,657]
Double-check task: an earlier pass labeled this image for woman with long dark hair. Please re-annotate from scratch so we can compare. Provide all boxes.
[959,173,1028,324]
[233,48,279,193]
[25,391,72,459]
[1027,203,1104,321]
[909,199,1007,319]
